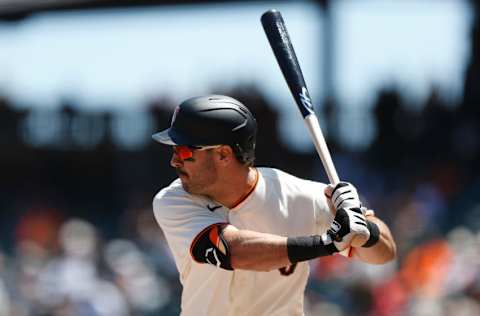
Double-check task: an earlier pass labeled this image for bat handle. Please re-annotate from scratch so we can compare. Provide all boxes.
[304,114,363,252]
[304,114,340,185]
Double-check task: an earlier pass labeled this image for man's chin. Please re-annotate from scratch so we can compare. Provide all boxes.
[181,182,190,193]
[178,175,188,188]
[180,181,204,195]
[178,177,194,193]
[182,183,201,195]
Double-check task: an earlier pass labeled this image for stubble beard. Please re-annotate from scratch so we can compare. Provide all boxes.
[179,158,218,196]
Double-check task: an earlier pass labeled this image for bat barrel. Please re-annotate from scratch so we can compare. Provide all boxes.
[261,9,314,118]
[261,9,340,186]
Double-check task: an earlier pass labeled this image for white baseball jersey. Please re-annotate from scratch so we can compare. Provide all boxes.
[153,167,336,316]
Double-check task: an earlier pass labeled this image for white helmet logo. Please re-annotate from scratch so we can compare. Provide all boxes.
[171,106,180,126]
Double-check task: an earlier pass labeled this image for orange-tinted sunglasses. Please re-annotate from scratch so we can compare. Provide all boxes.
[173,145,222,161]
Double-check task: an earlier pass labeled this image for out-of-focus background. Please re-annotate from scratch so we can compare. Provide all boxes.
[0,0,479,315]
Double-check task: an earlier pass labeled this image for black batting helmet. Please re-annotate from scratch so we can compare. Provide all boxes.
[152,95,257,165]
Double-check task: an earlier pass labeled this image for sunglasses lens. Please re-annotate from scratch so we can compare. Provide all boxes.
[174,146,194,160]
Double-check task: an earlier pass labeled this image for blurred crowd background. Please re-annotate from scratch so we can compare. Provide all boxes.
[1,0,480,315]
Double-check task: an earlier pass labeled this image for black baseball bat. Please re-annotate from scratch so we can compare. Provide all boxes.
[261,9,340,184]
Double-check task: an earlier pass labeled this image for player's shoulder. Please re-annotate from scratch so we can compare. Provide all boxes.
[257,167,296,181]
[153,178,187,203]
[152,179,205,219]
[258,167,326,190]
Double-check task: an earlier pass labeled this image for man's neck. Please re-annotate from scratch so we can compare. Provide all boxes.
[209,166,258,208]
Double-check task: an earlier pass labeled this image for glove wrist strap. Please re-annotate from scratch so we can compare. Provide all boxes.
[287,235,338,264]
[362,220,380,248]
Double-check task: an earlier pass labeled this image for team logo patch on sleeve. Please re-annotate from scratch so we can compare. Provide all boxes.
[190,223,233,270]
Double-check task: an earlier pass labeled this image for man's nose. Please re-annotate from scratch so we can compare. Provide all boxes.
[170,151,183,168]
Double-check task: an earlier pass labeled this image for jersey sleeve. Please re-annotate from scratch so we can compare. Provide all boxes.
[152,185,226,275]
[311,183,335,235]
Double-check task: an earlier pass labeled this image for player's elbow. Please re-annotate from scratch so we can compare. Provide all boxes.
[367,217,397,264]
[371,238,397,264]
[384,239,397,262]
[381,231,397,263]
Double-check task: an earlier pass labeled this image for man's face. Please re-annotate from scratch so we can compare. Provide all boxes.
[170,145,220,195]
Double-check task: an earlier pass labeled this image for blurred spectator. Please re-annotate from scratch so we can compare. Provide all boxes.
[0,251,10,316]
[36,219,129,315]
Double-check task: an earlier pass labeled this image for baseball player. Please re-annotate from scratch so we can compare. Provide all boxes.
[152,95,396,316]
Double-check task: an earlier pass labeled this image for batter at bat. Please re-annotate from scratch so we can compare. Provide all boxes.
[151,95,396,316]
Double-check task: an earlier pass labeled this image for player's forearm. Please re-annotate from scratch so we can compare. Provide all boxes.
[352,216,397,264]
[222,226,291,271]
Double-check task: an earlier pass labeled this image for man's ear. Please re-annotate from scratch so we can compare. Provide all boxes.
[218,146,233,162]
